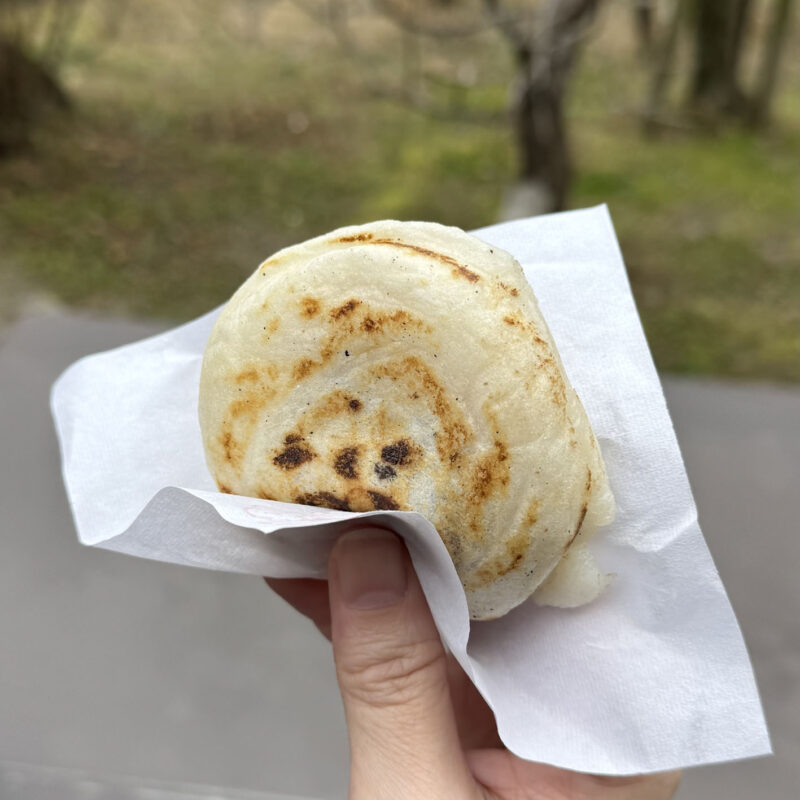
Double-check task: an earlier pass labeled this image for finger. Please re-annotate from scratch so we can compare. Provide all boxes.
[264,577,332,639]
[468,748,682,799]
[328,528,481,800]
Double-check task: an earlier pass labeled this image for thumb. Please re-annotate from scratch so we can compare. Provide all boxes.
[328,528,479,800]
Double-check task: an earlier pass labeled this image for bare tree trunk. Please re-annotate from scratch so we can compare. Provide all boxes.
[633,0,655,58]
[0,36,70,155]
[748,0,793,127]
[689,0,731,112]
[689,0,755,118]
[724,0,752,88]
[494,0,599,217]
[642,0,688,134]
[513,53,570,212]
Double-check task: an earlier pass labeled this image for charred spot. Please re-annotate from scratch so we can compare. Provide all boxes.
[503,315,519,326]
[284,434,302,444]
[336,233,373,243]
[348,398,362,411]
[362,317,377,332]
[217,483,233,494]
[368,491,399,511]
[381,439,411,466]
[296,491,351,512]
[300,297,320,318]
[333,447,359,479]
[331,299,361,319]
[374,462,397,481]
[273,443,315,470]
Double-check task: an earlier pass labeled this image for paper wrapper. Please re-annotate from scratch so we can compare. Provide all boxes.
[51,206,770,775]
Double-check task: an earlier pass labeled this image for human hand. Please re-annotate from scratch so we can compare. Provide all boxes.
[267,528,681,800]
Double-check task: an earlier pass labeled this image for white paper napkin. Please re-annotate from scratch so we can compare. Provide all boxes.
[50,206,770,775]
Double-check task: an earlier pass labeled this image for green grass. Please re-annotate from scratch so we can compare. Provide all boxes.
[1,2,797,380]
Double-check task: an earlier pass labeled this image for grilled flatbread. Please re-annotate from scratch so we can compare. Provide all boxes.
[199,220,615,619]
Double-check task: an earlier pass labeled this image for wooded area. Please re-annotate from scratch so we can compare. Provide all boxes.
[1,0,797,379]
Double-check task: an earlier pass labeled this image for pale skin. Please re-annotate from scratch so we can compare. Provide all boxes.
[266,527,682,800]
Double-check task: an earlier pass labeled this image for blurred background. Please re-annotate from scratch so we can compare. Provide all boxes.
[1,1,798,799]
[1,0,797,379]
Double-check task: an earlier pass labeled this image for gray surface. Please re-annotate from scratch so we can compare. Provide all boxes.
[1,311,798,799]
[0,313,348,799]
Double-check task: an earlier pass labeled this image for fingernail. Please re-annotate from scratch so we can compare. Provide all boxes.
[335,529,408,609]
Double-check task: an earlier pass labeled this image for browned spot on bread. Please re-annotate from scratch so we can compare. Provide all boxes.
[220,429,243,468]
[217,483,233,494]
[257,489,276,500]
[259,256,281,274]
[368,491,399,511]
[284,433,302,444]
[344,487,374,512]
[331,299,361,319]
[503,531,530,573]
[292,306,429,384]
[499,281,519,297]
[358,309,421,337]
[273,442,315,470]
[229,390,271,420]
[470,439,510,505]
[235,368,260,383]
[374,463,397,481]
[334,447,359,479]
[264,317,280,337]
[381,439,412,466]
[336,233,373,243]
[503,315,520,326]
[551,372,567,412]
[524,499,541,528]
[296,491,351,511]
[369,239,480,283]
[293,358,318,381]
[375,357,470,463]
[300,297,320,318]
[564,469,593,550]
[470,529,531,589]
[302,390,365,426]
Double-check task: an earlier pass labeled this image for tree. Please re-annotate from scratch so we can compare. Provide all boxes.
[0,0,77,155]
[486,0,600,214]
[293,0,602,216]
[748,0,793,127]
[643,0,794,132]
